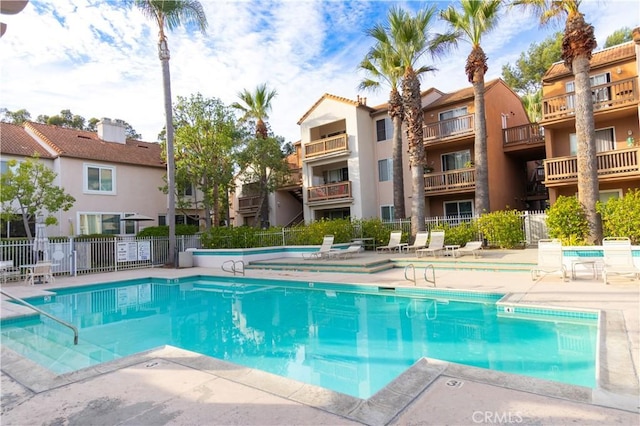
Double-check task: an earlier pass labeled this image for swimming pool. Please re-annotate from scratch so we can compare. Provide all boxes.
[0,276,598,399]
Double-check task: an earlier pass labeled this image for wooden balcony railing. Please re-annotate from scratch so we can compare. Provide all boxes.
[238,195,261,213]
[280,169,302,188]
[542,77,637,121]
[424,168,476,193]
[544,147,640,185]
[503,123,545,147]
[308,181,352,202]
[304,134,348,158]
[424,114,474,142]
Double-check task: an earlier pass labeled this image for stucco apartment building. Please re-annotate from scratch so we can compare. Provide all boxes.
[0,119,203,238]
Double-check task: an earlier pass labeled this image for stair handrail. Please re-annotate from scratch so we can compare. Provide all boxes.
[0,289,78,345]
[404,264,416,285]
[424,264,436,287]
[221,260,245,276]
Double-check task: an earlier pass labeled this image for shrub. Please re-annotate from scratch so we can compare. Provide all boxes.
[440,221,479,246]
[137,225,199,237]
[477,210,524,249]
[545,196,589,245]
[598,189,640,244]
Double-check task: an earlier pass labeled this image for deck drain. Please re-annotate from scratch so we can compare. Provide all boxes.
[145,362,159,368]
[446,379,464,388]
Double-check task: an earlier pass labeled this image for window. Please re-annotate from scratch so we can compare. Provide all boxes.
[323,167,348,183]
[84,164,115,194]
[444,200,474,219]
[599,190,621,203]
[376,118,393,142]
[439,107,468,121]
[378,159,392,182]
[79,213,122,235]
[381,205,394,221]
[565,72,611,108]
[441,150,471,171]
[569,128,615,155]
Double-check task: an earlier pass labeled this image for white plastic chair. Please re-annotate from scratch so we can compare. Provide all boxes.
[405,232,429,253]
[302,235,335,260]
[457,241,483,258]
[531,239,567,281]
[417,231,445,258]
[602,237,639,284]
[376,231,403,253]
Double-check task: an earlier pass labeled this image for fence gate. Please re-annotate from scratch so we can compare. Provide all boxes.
[523,211,548,246]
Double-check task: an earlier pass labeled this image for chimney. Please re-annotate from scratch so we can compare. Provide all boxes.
[97,117,126,144]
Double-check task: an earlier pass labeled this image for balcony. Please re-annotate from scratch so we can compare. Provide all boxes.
[424,168,476,195]
[238,195,261,214]
[304,134,348,159]
[503,123,545,147]
[544,147,640,186]
[424,114,474,143]
[307,181,352,203]
[280,168,302,188]
[542,77,637,122]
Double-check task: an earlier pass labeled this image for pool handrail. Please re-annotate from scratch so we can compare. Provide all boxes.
[0,289,79,345]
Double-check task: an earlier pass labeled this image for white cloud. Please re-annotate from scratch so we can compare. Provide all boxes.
[1,0,638,143]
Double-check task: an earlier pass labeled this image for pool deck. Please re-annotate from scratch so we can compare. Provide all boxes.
[1,248,639,425]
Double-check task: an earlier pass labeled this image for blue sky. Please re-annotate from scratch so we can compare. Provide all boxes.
[1,0,638,143]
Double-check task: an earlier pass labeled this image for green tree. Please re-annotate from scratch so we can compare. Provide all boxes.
[172,94,239,231]
[501,31,563,96]
[603,26,632,48]
[134,0,208,266]
[232,83,278,227]
[374,5,456,238]
[0,157,75,240]
[513,0,601,244]
[359,35,406,219]
[0,108,31,124]
[442,0,501,216]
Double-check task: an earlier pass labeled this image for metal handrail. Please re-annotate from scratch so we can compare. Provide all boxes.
[221,260,245,276]
[404,264,416,285]
[0,289,78,345]
[424,264,436,287]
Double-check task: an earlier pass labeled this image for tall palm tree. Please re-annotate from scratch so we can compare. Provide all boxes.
[134,0,207,266]
[232,83,278,227]
[513,0,601,244]
[441,0,501,216]
[375,6,456,237]
[358,41,406,219]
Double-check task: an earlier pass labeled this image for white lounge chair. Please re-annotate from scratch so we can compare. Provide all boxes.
[405,231,429,253]
[25,262,55,286]
[302,235,335,260]
[457,241,483,258]
[0,260,21,283]
[329,243,363,260]
[376,231,403,253]
[602,237,639,284]
[416,230,445,258]
[531,239,567,281]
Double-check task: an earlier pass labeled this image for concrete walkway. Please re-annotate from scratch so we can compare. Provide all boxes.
[1,249,639,425]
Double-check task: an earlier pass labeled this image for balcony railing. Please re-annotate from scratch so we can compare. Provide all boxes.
[304,134,348,159]
[424,114,474,142]
[544,147,640,185]
[280,169,302,188]
[424,168,476,194]
[542,77,637,121]
[238,195,261,213]
[307,181,352,202]
[503,123,544,147]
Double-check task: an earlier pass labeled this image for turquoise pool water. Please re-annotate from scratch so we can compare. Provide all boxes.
[0,276,598,398]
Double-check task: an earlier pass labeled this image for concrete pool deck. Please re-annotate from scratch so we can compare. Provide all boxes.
[1,248,639,425]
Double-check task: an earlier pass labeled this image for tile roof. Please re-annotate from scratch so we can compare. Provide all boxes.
[425,79,501,110]
[0,122,54,158]
[543,42,635,81]
[22,122,165,168]
[297,93,375,125]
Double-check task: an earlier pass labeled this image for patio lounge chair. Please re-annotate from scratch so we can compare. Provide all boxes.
[25,261,55,286]
[531,239,567,281]
[602,237,640,284]
[376,231,403,253]
[302,235,335,260]
[457,241,483,258]
[416,230,445,258]
[329,243,363,260]
[0,260,21,283]
[405,231,429,253]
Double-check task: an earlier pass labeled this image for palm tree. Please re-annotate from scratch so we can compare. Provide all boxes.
[134,0,207,266]
[374,6,456,238]
[441,0,501,216]
[513,0,601,244]
[232,83,278,227]
[358,41,406,219]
